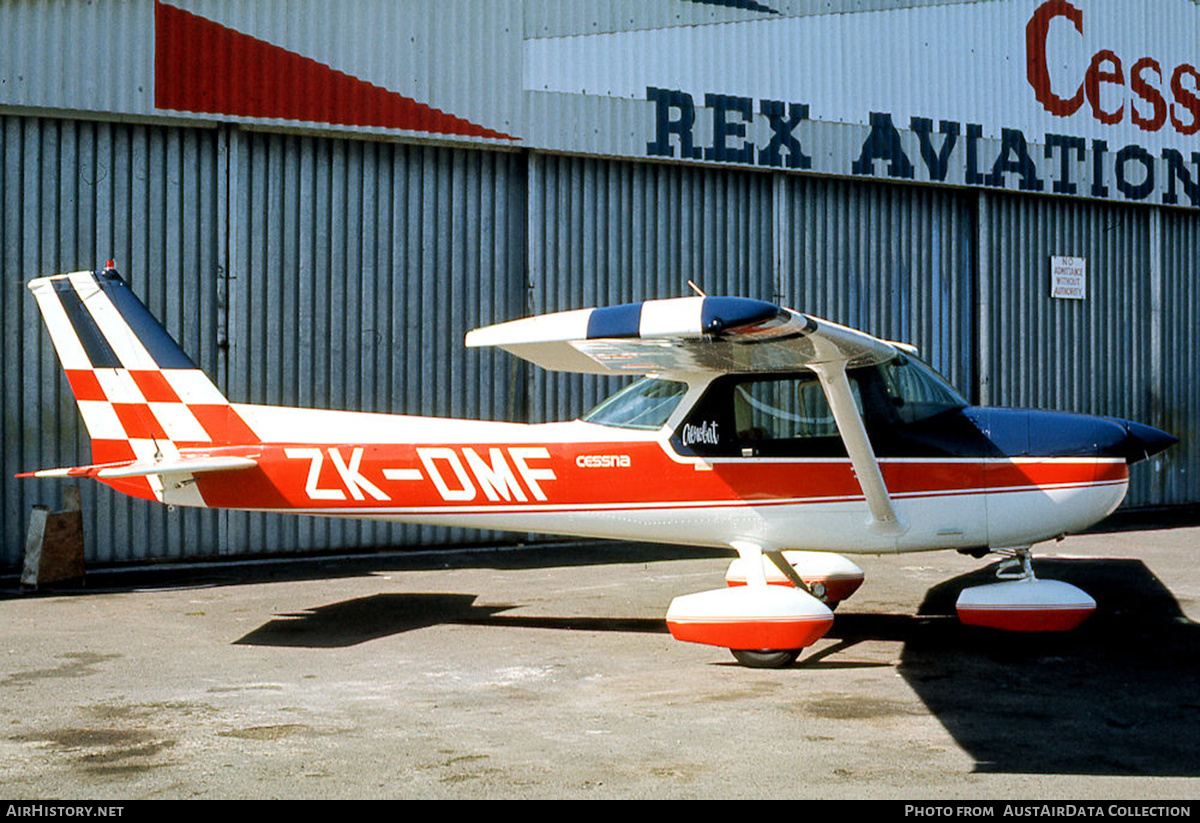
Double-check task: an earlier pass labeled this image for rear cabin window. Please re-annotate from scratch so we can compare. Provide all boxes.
[582,377,688,430]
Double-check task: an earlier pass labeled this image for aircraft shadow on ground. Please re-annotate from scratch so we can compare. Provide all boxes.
[890,558,1200,777]
[233,592,667,648]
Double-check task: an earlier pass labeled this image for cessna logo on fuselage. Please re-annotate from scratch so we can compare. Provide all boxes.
[575,454,631,468]
[285,446,557,503]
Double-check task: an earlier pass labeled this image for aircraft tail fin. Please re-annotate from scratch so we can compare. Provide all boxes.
[26,265,258,496]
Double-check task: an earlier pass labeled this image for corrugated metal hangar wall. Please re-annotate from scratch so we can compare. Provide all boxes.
[2,113,1194,567]
[0,0,1195,566]
[2,118,530,563]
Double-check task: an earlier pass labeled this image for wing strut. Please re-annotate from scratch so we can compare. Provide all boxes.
[810,360,904,532]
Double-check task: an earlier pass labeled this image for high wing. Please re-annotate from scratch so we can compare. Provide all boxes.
[464,296,898,376]
[467,296,905,529]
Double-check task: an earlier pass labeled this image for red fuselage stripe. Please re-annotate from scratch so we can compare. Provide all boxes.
[187,439,1128,513]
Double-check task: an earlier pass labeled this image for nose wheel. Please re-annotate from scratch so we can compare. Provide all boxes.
[956,546,1096,631]
[993,547,1036,581]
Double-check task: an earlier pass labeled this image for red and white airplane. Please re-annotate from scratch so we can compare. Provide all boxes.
[22,264,1176,667]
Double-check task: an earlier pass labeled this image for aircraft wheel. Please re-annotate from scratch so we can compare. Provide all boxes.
[730,649,800,669]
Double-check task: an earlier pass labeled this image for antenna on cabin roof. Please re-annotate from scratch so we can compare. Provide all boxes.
[687,280,707,297]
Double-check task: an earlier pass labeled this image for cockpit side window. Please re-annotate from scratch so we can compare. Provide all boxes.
[674,371,861,457]
[671,356,966,457]
[731,375,855,441]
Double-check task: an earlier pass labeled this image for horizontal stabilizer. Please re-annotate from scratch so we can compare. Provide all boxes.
[18,454,257,480]
[466,295,899,375]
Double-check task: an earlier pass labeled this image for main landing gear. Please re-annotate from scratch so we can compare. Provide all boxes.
[730,649,801,669]
[665,545,865,668]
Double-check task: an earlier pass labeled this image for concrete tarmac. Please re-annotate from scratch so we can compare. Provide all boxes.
[1,524,1198,800]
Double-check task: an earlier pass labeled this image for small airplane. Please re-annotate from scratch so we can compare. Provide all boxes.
[21,264,1177,667]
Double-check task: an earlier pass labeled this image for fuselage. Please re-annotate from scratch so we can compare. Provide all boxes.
[28,269,1176,561]
[133,362,1164,555]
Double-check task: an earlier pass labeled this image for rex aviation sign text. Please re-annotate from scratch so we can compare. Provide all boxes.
[525,0,1200,208]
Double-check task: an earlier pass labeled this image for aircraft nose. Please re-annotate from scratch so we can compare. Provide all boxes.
[1118,420,1178,464]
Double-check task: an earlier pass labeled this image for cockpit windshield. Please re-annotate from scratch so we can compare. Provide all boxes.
[582,377,688,430]
[876,354,967,423]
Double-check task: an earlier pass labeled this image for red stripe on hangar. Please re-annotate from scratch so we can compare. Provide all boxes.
[153,1,516,141]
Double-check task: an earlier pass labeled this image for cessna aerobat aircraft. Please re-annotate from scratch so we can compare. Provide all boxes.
[22,265,1176,667]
